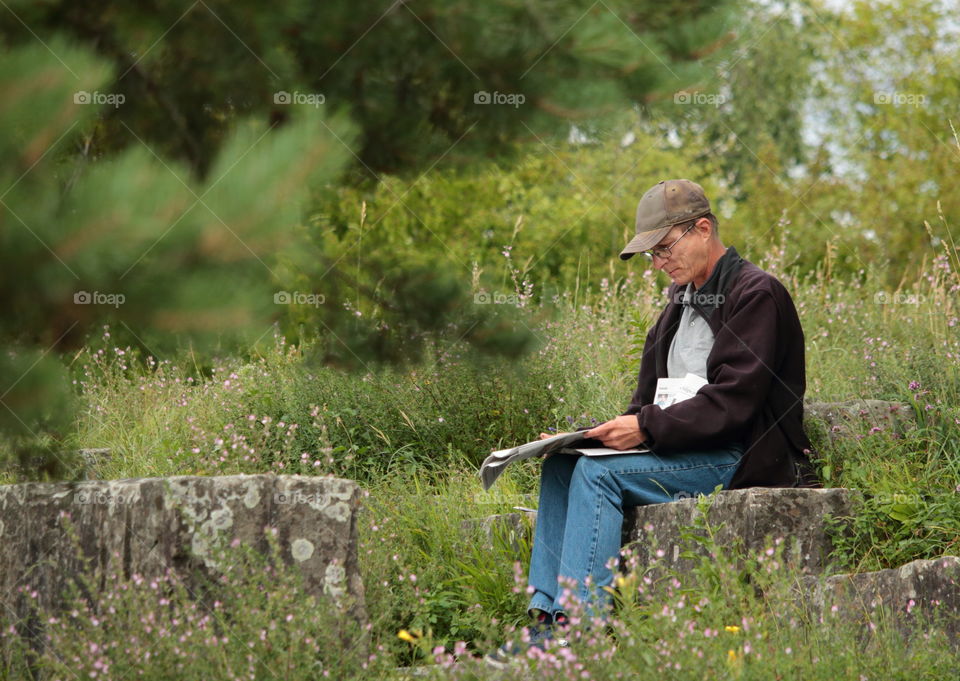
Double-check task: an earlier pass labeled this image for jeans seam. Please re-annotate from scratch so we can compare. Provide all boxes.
[602,461,740,477]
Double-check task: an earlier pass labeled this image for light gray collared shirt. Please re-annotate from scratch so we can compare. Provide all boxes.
[667,284,715,380]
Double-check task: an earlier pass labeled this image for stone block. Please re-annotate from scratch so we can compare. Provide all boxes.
[799,556,960,644]
[0,474,366,637]
[461,511,537,554]
[622,487,861,576]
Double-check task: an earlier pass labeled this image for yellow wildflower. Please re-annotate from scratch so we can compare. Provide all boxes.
[724,625,741,634]
[397,629,419,643]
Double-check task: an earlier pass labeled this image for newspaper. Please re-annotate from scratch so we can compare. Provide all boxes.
[479,431,650,491]
[478,373,708,491]
[653,372,708,408]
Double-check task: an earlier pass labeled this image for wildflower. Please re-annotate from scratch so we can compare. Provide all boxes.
[724,625,741,634]
[397,629,419,643]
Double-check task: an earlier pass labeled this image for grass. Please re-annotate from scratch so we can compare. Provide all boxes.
[2,235,960,678]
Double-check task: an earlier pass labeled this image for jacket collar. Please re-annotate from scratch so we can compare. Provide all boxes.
[685,246,744,321]
[654,247,746,376]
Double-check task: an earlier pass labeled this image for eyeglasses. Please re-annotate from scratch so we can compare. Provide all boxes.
[642,222,696,261]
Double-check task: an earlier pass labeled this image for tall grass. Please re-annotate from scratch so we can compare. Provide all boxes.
[3,235,959,677]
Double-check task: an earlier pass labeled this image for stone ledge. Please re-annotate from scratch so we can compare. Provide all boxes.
[623,487,860,575]
[799,556,960,644]
[468,488,860,578]
[461,511,537,553]
[0,474,367,636]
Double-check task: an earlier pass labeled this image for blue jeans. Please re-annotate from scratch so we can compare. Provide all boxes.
[526,445,744,618]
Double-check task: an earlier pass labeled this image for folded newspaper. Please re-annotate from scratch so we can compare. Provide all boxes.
[652,372,708,409]
[479,372,708,491]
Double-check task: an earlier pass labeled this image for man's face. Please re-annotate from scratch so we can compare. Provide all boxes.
[650,218,712,286]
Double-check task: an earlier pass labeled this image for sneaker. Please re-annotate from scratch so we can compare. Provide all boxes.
[484,611,569,668]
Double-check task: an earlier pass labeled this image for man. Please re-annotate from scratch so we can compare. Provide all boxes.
[487,179,816,665]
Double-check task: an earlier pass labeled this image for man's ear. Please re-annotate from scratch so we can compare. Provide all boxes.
[695,216,712,235]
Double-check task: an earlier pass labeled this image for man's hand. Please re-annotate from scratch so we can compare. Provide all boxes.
[538,431,571,459]
[584,416,647,450]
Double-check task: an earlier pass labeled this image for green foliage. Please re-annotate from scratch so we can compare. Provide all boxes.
[358,472,535,664]
[647,0,818,187]
[784,0,960,276]
[0,36,364,475]
[0,0,739,177]
[63,306,627,484]
[310,129,722,317]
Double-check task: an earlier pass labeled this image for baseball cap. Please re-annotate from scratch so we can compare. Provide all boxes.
[619,179,711,260]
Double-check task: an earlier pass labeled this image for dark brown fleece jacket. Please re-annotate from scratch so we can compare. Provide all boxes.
[624,247,816,488]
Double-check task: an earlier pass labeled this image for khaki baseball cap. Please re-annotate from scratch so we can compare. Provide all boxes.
[619,179,711,260]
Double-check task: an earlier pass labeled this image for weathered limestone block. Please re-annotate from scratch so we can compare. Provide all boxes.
[799,556,960,643]
[622,488,861,576]
[0,474,366,634]
[461,511,537,553]
[805,400,914,442]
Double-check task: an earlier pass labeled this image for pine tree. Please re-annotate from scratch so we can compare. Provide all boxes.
[0,0,738,177]
[0,0,740,478]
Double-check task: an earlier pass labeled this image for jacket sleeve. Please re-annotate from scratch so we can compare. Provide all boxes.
[636,289,782,451]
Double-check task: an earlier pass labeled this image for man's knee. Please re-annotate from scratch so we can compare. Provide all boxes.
[541,453,577,487]
[570,455,616,489]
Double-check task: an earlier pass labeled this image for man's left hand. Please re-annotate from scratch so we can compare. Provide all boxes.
[584,415,647,450]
